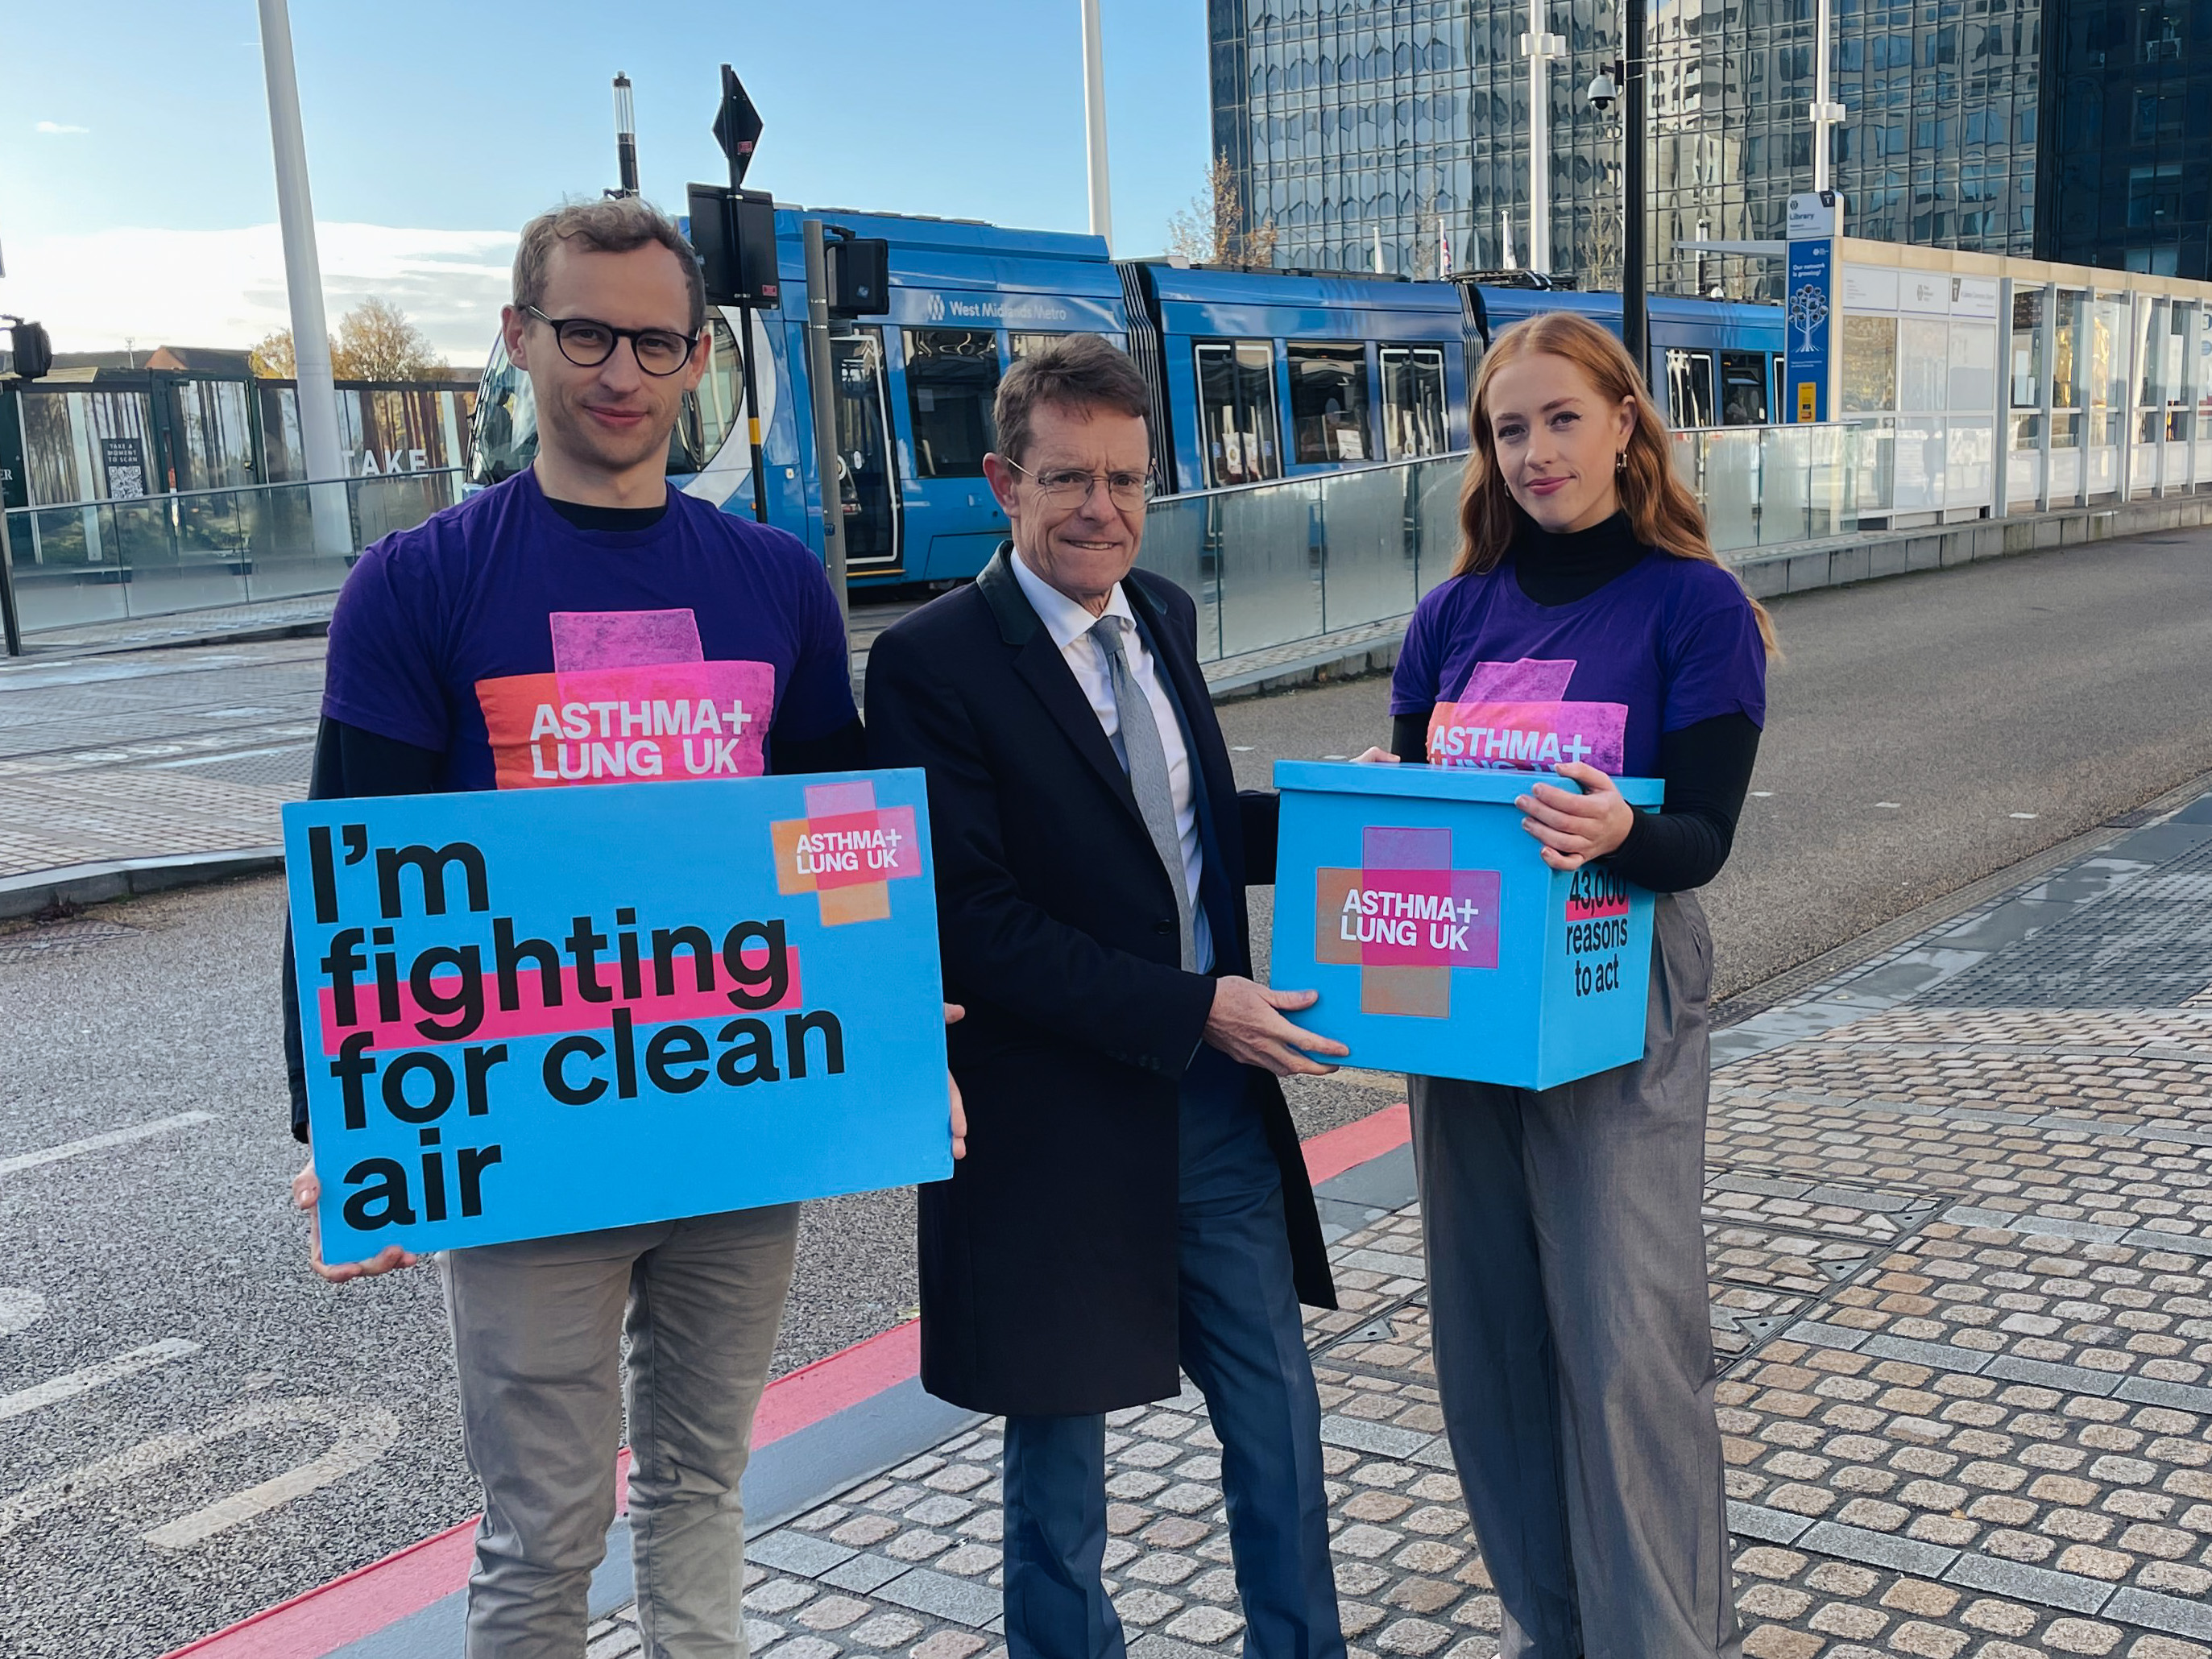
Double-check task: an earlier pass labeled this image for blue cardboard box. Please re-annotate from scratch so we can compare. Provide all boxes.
[1270,760,1664,1090]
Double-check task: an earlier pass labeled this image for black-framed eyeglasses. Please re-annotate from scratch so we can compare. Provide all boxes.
[1002,457,1155,510]
[524,306,698,376]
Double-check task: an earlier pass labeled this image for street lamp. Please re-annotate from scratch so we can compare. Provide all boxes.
[1080,0,1112,250]
[1809,0,1848,194]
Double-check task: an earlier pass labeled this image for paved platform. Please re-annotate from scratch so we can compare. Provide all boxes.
[157,785,2212,1659]
[666,792,2212,1659]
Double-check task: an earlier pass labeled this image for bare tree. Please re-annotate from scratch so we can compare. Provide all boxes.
[1579,205,1623,295]
[1166,154,1280,271]
[248,300,449,382]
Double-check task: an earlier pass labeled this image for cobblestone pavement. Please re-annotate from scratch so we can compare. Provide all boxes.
[560,796,2212,1659]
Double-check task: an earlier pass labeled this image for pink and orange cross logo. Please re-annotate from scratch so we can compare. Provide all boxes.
[772,780,922,926]
[1314,826,1500,1018]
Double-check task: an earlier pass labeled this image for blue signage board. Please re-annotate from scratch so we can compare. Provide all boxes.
[283,771,951,1264]
[1784,238,1835,423]
[1270,761,1663,1090]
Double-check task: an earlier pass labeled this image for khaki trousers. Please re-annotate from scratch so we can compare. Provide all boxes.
[442,1204,801,1659]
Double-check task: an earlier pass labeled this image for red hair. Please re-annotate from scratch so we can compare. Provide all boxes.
[1455,311,1778,657]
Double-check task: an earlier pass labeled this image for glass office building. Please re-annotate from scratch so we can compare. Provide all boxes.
[1208,0,1626,283]
[1212,0,2204,297]
[2045,1,2211,277]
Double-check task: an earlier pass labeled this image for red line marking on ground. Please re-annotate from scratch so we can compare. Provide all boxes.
[753,1316,922,1446]
[164,1101,1411,1659]
[1302,1099,1411,1185]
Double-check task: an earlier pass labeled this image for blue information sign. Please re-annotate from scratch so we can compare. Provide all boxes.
[1784,238,1835,423]
[283,771,951,1264]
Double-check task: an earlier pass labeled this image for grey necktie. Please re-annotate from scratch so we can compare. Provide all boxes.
[1092,615,1197,972]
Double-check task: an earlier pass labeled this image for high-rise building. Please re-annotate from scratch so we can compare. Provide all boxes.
[2044,2,2209,276]
[1207,0,2207,297]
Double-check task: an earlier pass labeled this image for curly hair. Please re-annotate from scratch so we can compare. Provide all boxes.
[513,197,706,337]
[1454,310,1778,657]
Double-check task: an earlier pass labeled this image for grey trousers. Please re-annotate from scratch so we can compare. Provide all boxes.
[1410,892,1740,1659]
[442,1204,802,1659]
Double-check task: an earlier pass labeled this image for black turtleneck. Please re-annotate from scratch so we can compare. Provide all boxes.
[1509,508,1649,606]
[1389,511,1763,894]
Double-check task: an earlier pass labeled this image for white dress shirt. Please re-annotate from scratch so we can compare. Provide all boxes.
[1011,550,1215,974]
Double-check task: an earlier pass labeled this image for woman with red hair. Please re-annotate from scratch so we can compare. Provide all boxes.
[1363,311,1775,1657]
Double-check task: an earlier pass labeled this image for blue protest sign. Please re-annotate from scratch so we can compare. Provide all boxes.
[282,771,950,1264]
[1785,238,1835,423]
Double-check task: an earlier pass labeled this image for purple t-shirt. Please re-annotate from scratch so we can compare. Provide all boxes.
[1390,551,1766,780]
[323,468,855,792]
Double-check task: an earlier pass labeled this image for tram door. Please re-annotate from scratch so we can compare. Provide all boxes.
[830,329,901,572]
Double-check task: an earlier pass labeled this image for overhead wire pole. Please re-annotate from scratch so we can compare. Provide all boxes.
[1622,0,1650,379]
[802,222,849,631]
[1080,0,1114,248]
[256,0,350,556]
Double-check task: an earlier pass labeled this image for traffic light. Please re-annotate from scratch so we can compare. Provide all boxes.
[3,319,51,379]
[686,184,780,308]
[824,234,889,316]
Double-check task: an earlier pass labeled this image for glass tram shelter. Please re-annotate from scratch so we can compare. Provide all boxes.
[1783,238,2212,529]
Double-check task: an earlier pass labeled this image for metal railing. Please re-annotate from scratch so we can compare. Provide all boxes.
[1141,458,1468,664]
[2,470,464,639]
[1141,427,1875,665]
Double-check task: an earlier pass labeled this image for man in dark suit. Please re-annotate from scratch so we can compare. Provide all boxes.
[865,336,1348,1659]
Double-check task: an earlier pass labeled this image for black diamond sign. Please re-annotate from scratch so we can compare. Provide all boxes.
[712,64,763,187]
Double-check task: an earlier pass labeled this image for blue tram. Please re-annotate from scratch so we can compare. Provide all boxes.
[469,206,1783,589]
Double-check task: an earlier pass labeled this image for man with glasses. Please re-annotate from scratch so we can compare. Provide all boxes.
[280,197,865,1657]
[866,336,1348,1659]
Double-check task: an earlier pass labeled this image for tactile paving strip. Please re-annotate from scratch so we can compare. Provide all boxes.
[1939,840,2212,1008]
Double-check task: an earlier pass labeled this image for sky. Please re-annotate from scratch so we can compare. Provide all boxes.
[0,0,1215,366]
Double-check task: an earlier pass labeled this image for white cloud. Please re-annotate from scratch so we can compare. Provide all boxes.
[34,121,89,135]
[0,222,516,366]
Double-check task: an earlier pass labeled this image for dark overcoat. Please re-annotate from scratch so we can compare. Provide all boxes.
[864,548,1336,1417]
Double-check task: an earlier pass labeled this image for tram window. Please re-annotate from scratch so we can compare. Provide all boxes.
[1287,342,1371,463]
[1718,351,1770,426]
[1009,331,1129,359]
[1664,350,1717,428]
[1379,345,1449,459]
[905,327,1001,477]
[1195,340,1282,486]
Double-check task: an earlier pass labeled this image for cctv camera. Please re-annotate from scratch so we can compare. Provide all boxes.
[1586,71,1618,112]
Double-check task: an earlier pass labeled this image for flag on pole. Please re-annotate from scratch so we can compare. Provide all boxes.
[1438,217,1452,276]
[1502,209,1517,270]
[1372,224,1386,274]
